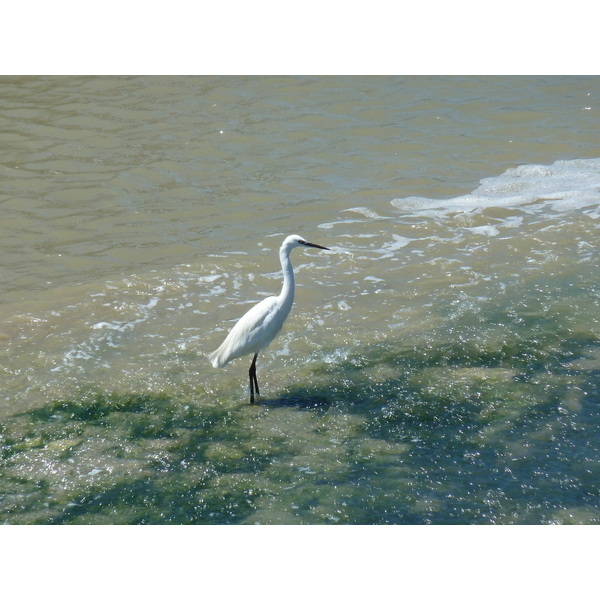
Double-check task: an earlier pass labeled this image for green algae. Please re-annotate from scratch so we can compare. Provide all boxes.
[1,307,600,525]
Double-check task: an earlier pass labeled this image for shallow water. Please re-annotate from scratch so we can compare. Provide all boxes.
[1,76,600,524]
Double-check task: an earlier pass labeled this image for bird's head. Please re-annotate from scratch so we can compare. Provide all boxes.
[284,234,330,252]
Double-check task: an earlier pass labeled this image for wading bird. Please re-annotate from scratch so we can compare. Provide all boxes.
[209,234,330,403]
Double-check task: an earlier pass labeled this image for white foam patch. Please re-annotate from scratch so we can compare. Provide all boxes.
[343,207,389,219]
[391,158,600,217]
[468,225,500,237]
[375,234,413,258]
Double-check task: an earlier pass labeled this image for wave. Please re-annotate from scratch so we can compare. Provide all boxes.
[391,158,600,218]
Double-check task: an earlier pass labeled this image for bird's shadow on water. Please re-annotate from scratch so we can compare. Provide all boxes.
[253,393,332,413]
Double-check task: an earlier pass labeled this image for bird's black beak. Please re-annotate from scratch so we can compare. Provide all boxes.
[301,240,330,251]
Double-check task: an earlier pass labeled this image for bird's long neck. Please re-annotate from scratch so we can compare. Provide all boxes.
[278,245,295,310]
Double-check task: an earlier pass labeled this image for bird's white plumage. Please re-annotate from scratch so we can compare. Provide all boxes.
[209,295,287,367]
[208,235,329,394]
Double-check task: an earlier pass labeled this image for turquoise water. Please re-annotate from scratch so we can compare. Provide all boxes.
[1,77,599,524]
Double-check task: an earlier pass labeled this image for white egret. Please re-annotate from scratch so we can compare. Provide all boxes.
[209,234,330,403]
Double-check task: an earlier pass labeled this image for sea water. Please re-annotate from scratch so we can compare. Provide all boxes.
[0,76,599,523]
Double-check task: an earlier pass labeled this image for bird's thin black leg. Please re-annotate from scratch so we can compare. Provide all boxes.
[249,353,260,404]
[253,357,260,398]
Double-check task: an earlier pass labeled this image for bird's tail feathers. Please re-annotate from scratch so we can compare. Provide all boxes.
[208,347,228,368]
[208,349,221,368]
